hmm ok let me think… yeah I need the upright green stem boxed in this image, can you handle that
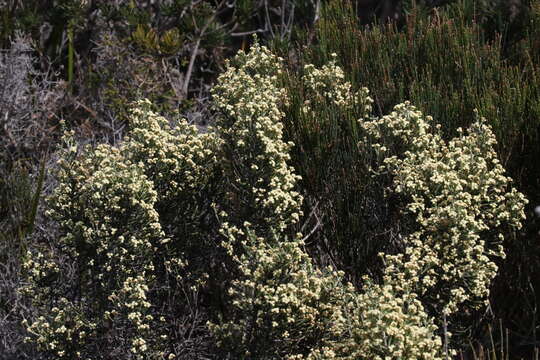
[19,159,46,260]
[67,24,74,93]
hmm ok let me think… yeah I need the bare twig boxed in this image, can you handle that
[182,37,201,97]
[231,29,266,37]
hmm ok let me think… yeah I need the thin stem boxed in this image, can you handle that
[67,24,74,93]
[443,313,449,360]
[182,37,200,98]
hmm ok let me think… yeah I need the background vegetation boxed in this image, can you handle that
[1,0,540,358]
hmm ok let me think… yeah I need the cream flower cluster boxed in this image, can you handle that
[22,143,165,359]
[209,41,352,358]
[123,99,217,203]
[21,297,95,358]
[21,252,94,357]
[307,278,443,360]
[303,274,444,359]
[212,41,303,235]
[22,105,217,358]
[210,44,445,360]
[295,61,443,360]
[302,53,373,117]
[361,102,527,315]
[209,229,349,358]
[109,275,155,355]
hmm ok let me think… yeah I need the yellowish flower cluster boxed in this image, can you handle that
[22,104,217,358]
[302,279,442,360]
[302,53,373,117]
[123,99,217,203]
[334,279,443,360]
[110,275,154,355]
[22,143,165,358]
[296,67,443,359]
[212,40,302,235]
[209,45,445,360]
[21,294,94,357]
[209,41,350,358]
[361,102,527,315]
[209,230,349,358]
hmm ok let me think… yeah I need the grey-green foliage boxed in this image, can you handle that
[0,34,62,169]
[280,48,396,283]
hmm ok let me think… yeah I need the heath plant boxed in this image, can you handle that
[21,103,219,358]
[212,40,303,238]
[209,42,442,360]
[291,55,445,360]
[20,40,529,360]
[21,138,167,359]
[122,99,219,260]
[361,102,527,332]
[209,41,354,359]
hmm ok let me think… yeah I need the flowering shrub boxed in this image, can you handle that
[302,53,372,116]
[306,279,442,360]
[21,105,218,358]
[122,99,218,257]
[209,229,349,359]
[210,43,443,360]
[361,103,527,316]
[22,143,166,359]
[212,41,302,236]
[294,57,444,360]
[124,100,217,205]
[209,41,350,358]
[21,41,527,360]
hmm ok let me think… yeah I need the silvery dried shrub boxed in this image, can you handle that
[0,33,63,168]
[0,33,63,360]
[0,165,44,360]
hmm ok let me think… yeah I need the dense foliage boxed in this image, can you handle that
[1,0,540,359]
[14,41,527,359]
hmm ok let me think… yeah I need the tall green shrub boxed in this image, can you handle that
[280,1,540,350]
[300,0,540,183]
